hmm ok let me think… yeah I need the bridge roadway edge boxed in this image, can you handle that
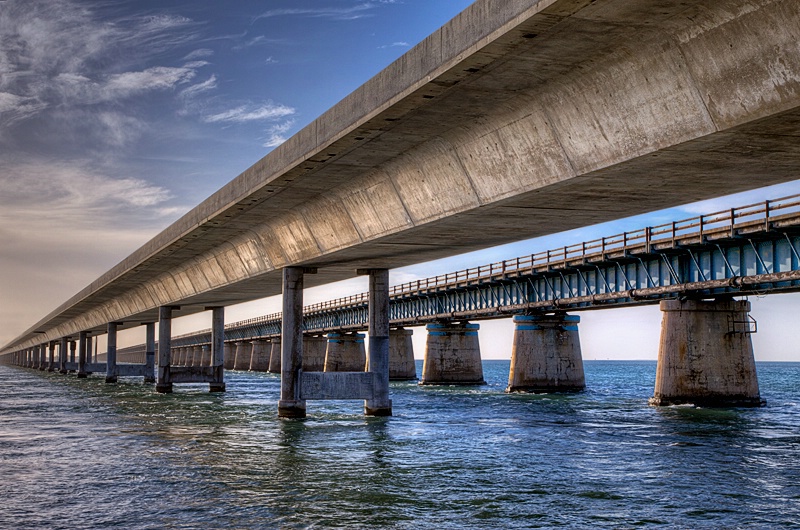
[5,0,800,354]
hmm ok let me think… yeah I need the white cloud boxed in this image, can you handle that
[205,102,295,124]
[379,41,410,49]
[181,75,217,99]
[254,2,396,21]
[263,120,295,148]
[184,48,214,61]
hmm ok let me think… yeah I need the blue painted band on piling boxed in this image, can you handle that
[426,323,480,331]
[516,324,580,331]
[513,314,580,324]
[428,331,479,337]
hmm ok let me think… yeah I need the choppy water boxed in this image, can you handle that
[0,361,798,529]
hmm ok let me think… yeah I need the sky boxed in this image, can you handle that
[1,0,800,363]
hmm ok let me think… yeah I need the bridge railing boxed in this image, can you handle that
[173,194,800,337]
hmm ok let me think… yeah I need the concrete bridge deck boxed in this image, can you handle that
[4,0,800,355]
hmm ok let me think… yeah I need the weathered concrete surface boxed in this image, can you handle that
[300,372,376,401]
[389,328,416,380]
[7,0,800,355]
[650,299,762,407]
[506,314,585,393]
[233,341,250,371]
[223,343,235,370]
[324,333,367,372]
[268,338,281,373]
[420,322,485,385]
[303,335,327,372]
[249,339,271,371]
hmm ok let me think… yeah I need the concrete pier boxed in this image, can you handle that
[324,332,366,372]
[233,341,251,371]
[47,341,55,372]
[210,306,226,392]
[651,299,762,407]
[249,339,271,371]
[59,337,68,374]
[144,322,156,383]
[389,328,416,380]
[278,266,307,418]
[68,339,76,372]
[223,343,235,370]
[268,339,281,373]
[77,331,88,378]
[364,268,392,416]
[37,344,46,371]
[106,322,118,384]
[303,335,327,372]
[506,314,585,393]
[420,321,485,385]
[191,345,203,367]
[156,306,174,393]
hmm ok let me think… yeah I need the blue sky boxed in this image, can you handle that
[1,0,799,362]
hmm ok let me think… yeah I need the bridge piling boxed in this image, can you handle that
[68,339,76,372]
[302,335,326,372]
[200,344,211,367]
[365,268,392,416]
[278,266,307,418]
[233,341,250,371]
[420,322,485,385]
[210,306,226,392]
[324,332,366,372]
[223,343,235,370]
[389,328,416,380]
[47,341,56,372]
[268,339,281,373]
[59,337,67,374]
[38,344,46,371]
[249,339,270,371]
[77,331,88,378]
[156,307,173,393]
[650,299,763,407]
[106,323,118,384]
[144,322,155,383]
[506,314,585,393]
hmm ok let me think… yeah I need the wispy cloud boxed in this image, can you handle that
[263,120,296,148]
[255,1,399,22]
[204,102,295,124]
[378,41,410,49]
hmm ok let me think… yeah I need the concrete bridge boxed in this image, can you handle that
[9,195,800,408]
[4,0,800,415]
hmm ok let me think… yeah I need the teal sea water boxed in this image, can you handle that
[0,360,798,529]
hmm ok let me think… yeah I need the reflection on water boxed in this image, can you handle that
[0,361,798,528]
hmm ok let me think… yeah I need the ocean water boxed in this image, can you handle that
[0,360,798,529]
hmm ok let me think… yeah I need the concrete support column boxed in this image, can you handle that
[233,341,251,371]
[278,267,306,418]
[156,306,174,393]
[506,314,585,393]
[249,339,271,371]
[59,337,68,374]
[268,339,281,373]
[47,342,56,372]
[365,268,392,416]
[389,328,416,380]
[144,322,156,383]
[77,331,88,378]
[420,321,485,385]
[651,299,763,407]
[68,340,76,372]
[85,336,93,373]
[223,343,235,370]
[106,323,118,384]
[210,306,226,392]
[302,335,327,372]
[324,333,366,372]
[38,344,46,371]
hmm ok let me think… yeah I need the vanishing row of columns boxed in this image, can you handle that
[7,290,764,409]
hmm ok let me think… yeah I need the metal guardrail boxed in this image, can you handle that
[171,194,800,342]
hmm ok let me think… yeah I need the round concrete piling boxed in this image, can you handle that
[651,299,763,407]
[324,332,367,372]
[389,328,416,380]
[200,345,211,367]
[303,335,327,372]
[223,343,235,370]
[268,338,281,373]
[420,322,485,385]
[233,341,251,371]
[506,314,585,393]
[249,339,271,371]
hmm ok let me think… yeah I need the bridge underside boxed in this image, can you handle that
[6,0,800,351]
